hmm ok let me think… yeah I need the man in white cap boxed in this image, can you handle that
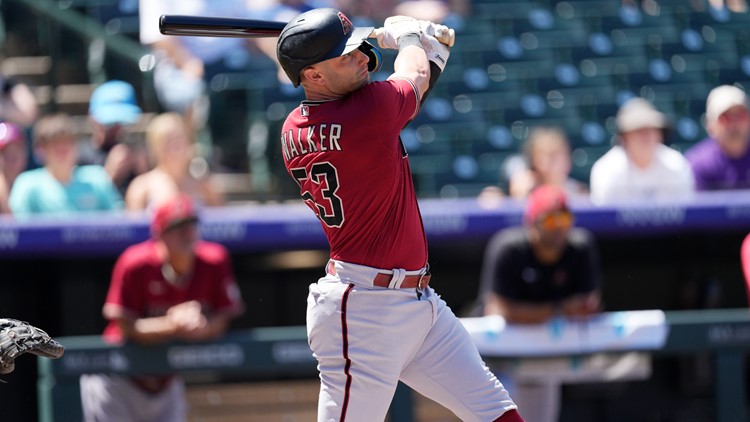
[589,97,695,205]
[685,85,750,190]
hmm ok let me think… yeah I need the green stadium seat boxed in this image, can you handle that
[570,145,612,183]
[400,125,453,157]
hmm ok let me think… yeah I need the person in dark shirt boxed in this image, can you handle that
[479,184,603,422]
[480,184,602,322]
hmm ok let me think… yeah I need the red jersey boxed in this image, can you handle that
[281,78,428,270]
[102,239,244,343]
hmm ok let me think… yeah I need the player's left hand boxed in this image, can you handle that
[373,20,455,50]
[168,301,208,333]
[377,15,421,50]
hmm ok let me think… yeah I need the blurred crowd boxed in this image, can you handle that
[0,0,478,217]
[478,85,750,205]
[0,1,749,218]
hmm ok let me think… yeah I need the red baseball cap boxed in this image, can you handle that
[524,184,569,225]
[150,194,199,237]
[0,122,25,151]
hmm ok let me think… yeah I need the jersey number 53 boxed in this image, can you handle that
[290,162,345,228]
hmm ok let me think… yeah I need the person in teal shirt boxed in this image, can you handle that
[9,112,123,215]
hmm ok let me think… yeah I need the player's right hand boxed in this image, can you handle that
[378,15,422,50]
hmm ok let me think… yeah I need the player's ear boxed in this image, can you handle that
[301,66,326,86]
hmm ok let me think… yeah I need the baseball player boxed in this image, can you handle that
[276,8,523,421]
[79,194,245,422]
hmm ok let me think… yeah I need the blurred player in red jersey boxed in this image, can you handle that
[276,8,523,422]
[79,193,244,422]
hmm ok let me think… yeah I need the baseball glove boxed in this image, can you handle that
[0,318,65,375]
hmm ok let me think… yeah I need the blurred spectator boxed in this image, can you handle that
[685,85,750,191]
[708,0,747,12]
[480,185,602,322]
[79,194,244,422]
[507,126,588,200]
[8,113,123,216]
[139,0,251,115]
[0,122,28,214]
[125,112,224,210]
[80,80,150,195]
[248,0,326,85]
[0,68,39,127]
[590,97,695,205]
[393,0,470,24]
[479,184,603,422]
[139,0,295,182]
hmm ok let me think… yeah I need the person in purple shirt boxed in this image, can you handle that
[685,85,750,190]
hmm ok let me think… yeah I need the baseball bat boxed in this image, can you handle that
[159,15,456,47]
[159,15,286,38]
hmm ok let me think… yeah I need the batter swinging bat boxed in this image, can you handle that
[159,15,456,47]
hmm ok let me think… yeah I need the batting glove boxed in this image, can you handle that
[421,32,451,72]
[418,20,455,48]
[377,15,422,50]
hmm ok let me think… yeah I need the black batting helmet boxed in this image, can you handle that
[277,8,381,87]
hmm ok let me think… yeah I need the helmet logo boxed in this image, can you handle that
[337,11,353,35]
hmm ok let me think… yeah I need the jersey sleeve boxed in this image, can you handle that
[362,78,420,131]
[102,248,142,321]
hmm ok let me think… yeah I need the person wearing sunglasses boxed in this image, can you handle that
[478,184,603,422]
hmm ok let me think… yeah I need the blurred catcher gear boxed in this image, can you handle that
[0,318,64,376]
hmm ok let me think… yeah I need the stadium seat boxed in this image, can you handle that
[570,145,613,183]
[409,154,455,197]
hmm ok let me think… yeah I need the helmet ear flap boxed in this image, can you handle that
[359,41,382,73]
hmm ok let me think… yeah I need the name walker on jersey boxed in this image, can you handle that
[281,124,343,161]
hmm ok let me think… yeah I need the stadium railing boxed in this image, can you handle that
[38,308,750,421]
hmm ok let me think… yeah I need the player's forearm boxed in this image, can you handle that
[122,317,178,345]
[486,295,556,324]
[561,291,602,317]
[200,315,231,340]
[501,302,557,324]
[393,43,430,96]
